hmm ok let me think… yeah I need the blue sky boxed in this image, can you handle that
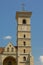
[0,0,43,65]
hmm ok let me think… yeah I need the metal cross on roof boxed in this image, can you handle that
[21,3,25,11]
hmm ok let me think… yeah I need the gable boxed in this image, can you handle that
[3,42,16,54]
[5,42,14,48]
[0,42,17,54]
[4,42,16,52]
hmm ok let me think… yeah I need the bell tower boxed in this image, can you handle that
[16,11,34,65]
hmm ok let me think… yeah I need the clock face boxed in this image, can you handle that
[22,26,27,31]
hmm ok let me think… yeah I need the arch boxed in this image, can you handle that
[23,41,26,46]
[24,34,26,38]
[11,47,14,52]
[24,49,25,53]
[23,56,26,61]
[3,56,17,65]
[23,19,26,24]
[7,47,9,52]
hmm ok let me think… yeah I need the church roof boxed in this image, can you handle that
[0,46,18,54]
[0,48,4,54]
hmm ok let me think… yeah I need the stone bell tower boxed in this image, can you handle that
[16,9,34,65]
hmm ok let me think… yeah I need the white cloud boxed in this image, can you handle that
[39,56,43,63]
[3,36,12,40]
[35,56,43,65]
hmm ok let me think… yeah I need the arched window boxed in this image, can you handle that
[24,41,26,46]
[11,47,13,52]
[24,49,25,53]
[7,47,9,52]
[24,34,26,38]
[23,57,26,61]
[23,19,26,24]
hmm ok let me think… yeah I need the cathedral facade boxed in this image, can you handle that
[0,11,34,65]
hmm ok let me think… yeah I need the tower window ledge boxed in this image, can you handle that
[18,31,31,32]
[20,61,29,63]
[18,46,31,48]
[18,24,31,26]
[18,38,31,40]
[20,53,29,55]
